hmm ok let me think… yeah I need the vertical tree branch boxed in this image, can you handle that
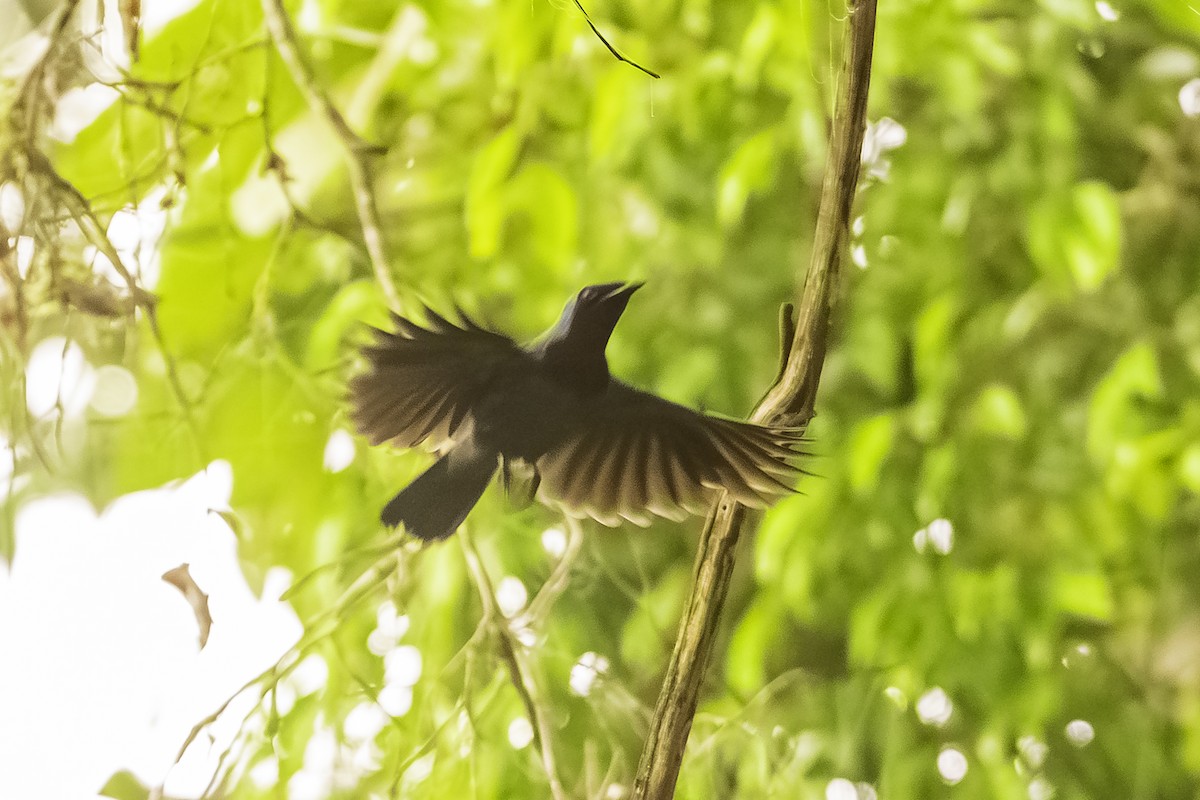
[460,528,568,800]
[632,3,878,797]
[260,0,401,308]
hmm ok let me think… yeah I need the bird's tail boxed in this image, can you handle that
[382,441,498,541]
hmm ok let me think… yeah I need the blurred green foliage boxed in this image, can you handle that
[4,0,1200,797]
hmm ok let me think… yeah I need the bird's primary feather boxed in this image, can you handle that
[533,381,805,525]
[349,307,525,451]
[348,285,808,538]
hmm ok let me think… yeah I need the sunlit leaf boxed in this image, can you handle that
[970,384,1028,439]
[98,770,149,800]
[590,68,642,160]
[466,126,523,260]
[717,129,778,228]
[912,295,958,396]
[1052,571,1114,622]
[1087,342,1163,462]
[736,4,780,86]
[847,413,895,493]
[505,162,579,271]
[1026,181,1122,292]
[726,594,782,695]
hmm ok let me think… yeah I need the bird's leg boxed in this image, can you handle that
[500,459,541,508]
[500,457,514,495]
[526,468,542,505]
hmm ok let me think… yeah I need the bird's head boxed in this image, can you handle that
[537,282,643,392]
[558,282,642,347]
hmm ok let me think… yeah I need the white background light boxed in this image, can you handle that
[25,337,95,418]
[916,687,953,726]
[507,717,534,749]
[937,747,968,784]
[570,651,610,697]
[541,526,567,557]
[384,645,423,687]
[0,466,303,799]
[323,429,356,472]
[90,364,139,417]
[496,576,528,617]
[825,778,858,800]
[1066,719,1095,746]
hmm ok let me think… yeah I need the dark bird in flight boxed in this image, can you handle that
[349,283,805,541]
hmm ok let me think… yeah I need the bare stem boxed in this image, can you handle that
[571,0,660,79]
[5,0,202,460]
[460,528,568,800]
[28,153,202,454]
[260,0,401,308]
[631,3,878,797]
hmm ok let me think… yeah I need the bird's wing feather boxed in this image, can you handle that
[349,307,526,450]
[536,381,806,525]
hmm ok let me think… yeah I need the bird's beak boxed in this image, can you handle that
[606,282,643,301]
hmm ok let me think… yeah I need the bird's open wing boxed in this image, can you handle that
[349,307,525,450]
[535,382,807,526]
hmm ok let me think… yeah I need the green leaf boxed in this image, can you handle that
[1039,0,1099,27]
[1087,342,1162,462]
[466,126,523,259]
[504,163,579,271]
[970,384,1028,439]
[726,594,783,695]
[589,68,641,160]
[1052,571,1114,621]
[736,4,780,86]
[916,443,957,523]
[912,295,958,395]
[621,566,688,670]
[847,315,900,395]
[847,413,896,493]
[306,279,383,370]
[1026,181,1122,292]
[1179,444,1200,494]
[155,131,277,359]
[717,129,778,228]
[52,103,165,199]
[949,567,1018,641]
[99,770,149,800]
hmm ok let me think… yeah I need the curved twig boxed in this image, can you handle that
[460,527,568,800]
[260,0,400,308]
[6,1,203,461]
[632,2,879,797]
[572,0,660,79]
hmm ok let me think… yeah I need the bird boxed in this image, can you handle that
[348,282,806,541]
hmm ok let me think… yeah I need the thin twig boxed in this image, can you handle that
[459,527,568,800]
[632,2,878,797]
[572,0,660,79]
[260,0,400,308]
[6,3,202,460]
[523,516,584,623]
[163,549,400,797]
[11,0,83,146]
[27,153,203,455]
